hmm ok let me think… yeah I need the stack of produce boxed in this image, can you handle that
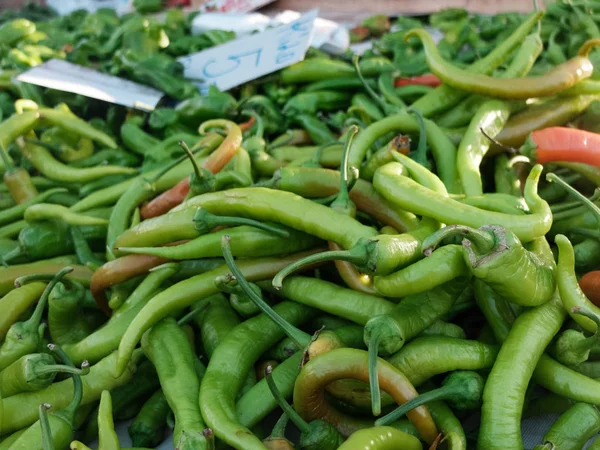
[0,1,600,449]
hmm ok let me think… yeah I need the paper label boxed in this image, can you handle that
[199,0,275,13]
[17,59,163,111]
[178,9,317,92]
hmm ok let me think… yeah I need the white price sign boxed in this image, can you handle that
[17,59,164,111]
[178,9,318,92]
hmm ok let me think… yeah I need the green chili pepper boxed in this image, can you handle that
[0,353,88,398]
[283,91,350,115]
[120,122,160,156]
[410,12,543,117]
[533,403,600,450]
[372,244,468,298]
[24,204,109,225]
[1,349,139,435]
[63,263,178,365]
[175,89,237,127]
[48,279,102,345]
[281,59,355,84]
[0,280,45,340]
[291,114,337,145]
[141,317,207,449]
[347,113,459,193]
[0,188,67,227]
[423,225,556,306]
[199,300,314,450]
[4,211,109,263]
[478,291,567,450]
[373,163,551,243]
[457,100,511,196]
[20,139,136,183]
[0,267,71,371]
[365,278,471,415]
[337,426,422,450]
[9,344,84,450]
[550,306,600,365]
[361,135,411,182]
[556,235,600,333]
[72,134,223,214]
[127,389,169,448]
[408,29,597,99]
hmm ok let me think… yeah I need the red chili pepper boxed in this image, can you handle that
[580,271,600,307]
[521,127,600,166]
[141,120,242,219]
[239,115,256,132]
[394,74,442,88]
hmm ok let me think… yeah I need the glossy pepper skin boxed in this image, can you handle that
[409,29,598,99]
[292,348,438,443]
[532,403,600,450]
[142,317,207,449]
[374,163,551,243]
[478,291,567,450]
[422,225,556,307]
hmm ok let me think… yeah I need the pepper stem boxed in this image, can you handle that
[375,385,454,426]
[547,173,600,223]
[25,267,73,333]
[177,302,210,326]
[147,143,201,184]
[270,413,290,439]
[203,428,215,450]
[221,235,310,349]
[193,208,289,237]
[330,125,358,215]
[421,225,495,256]
[302,141,339,169]
[406,108,428,167]
[39,403,55,450]
[272,245,369,290]
[368,331,383,416]
[31,360,90,379]
[179,140,202,180]
[352,54,388,111]
[265,365,311,434]
[480,127,518,155]
[48,343,83,424]
[551,189,600,214]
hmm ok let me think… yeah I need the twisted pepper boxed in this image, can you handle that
[423,225,556,306]
[140,119,242,219]
[409,30,598,99]
[347,112,460,193]
[293,348,438,443]
[409,12,543,117]
[373,163,551,243]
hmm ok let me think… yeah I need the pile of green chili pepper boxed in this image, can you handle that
[2,1,600,450]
